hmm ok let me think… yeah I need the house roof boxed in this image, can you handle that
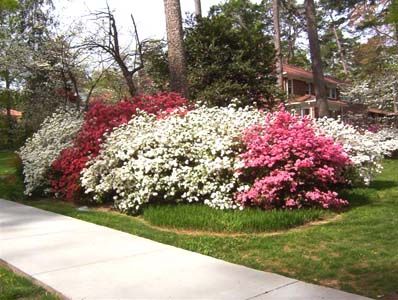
[282,64,344,85]
[288,95,348,107]
[291,94,315,103]
[0,109,22,118]
[367,108,397,116]
[329,99,349,107]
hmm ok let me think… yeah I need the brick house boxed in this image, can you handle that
[282,64,347,118]
[0,109,22,119]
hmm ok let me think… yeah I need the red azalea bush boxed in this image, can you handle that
[51,92,188,200]
[236,108,352,209]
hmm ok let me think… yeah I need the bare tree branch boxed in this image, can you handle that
[77,4,145,97]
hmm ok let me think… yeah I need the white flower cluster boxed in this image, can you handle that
[315,118,398,185]
[81,106,263,213]
[371,127,398,155]
[18,107,84,195]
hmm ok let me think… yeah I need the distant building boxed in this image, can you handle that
[282,64,347,118]
[0,109,22,119]
[282,64,398,122]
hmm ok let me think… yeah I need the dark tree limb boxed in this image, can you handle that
[80,4,144,97]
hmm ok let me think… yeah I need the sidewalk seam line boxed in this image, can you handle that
[245,280,299,300]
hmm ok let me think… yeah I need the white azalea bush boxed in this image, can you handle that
[18,107,84,195]
[372,127,398,155]
[315,118,398,185]
[81,106,263,213]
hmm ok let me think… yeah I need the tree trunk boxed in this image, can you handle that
[393,81,398,114]
[67,70,81,110]
[124,72,136,98]
[304,0,329,117]
[164,0,189,97]
[287,27,296,63]
[273,0,283,89]
[194,0,202,18]
[4,72,13,148]
[119,62,136,97]
[332,24,349,77]
[330,14,349,78]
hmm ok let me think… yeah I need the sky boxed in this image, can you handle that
[54,0,262,41]
[52,0,304,58]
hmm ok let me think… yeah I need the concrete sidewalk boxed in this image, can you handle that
[0,199,371,300]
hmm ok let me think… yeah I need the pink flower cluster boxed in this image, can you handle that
[236,108,351,209]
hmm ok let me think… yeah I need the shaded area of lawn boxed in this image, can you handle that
[0,264,58,300]
[1,151,397,298]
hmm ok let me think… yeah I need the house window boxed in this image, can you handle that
[329,87,337,99]
[286,79,294,95]
[301,108,311,117]
[329,109,340,119]
[306,83,312,95]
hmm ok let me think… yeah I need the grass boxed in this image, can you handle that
[142,204,331,233]
[1,151,398,298]
[0,264,58,300]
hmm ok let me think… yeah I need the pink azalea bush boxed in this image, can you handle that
[236,108,352,209]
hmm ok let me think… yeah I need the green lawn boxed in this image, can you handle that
[0,264,58,300]
[142,204,331,233]
[1,151,398,298]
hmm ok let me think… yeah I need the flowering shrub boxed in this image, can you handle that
[81,106,263,213]
[315,118,397,185]
[18,107,84,195]
[236,109,351,209]
[372,127,398,155]
[51,93,188,200]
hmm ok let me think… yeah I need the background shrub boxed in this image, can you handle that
[184,4,279,108]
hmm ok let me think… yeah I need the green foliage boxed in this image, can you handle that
[320,27,358,79]
[345,47,398,110]
[0,0,63,137]
[143,0,280,108]
[386,0,398,24]
[285,47,311,69]
[0,115,8,148]
[351,37,392,79]
[0,120,24,152]
[0,0,18,12]
[141,39,169,92]
[184,0,279,107]
[0,115,15,150]
[142,204,329,233]
[0,151,24,200]
[276,0,308,65]
[318,0,360,13]
[89,68,130,102]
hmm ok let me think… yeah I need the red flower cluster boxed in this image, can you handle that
[51,93,188,200]
[236,108,352,209]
